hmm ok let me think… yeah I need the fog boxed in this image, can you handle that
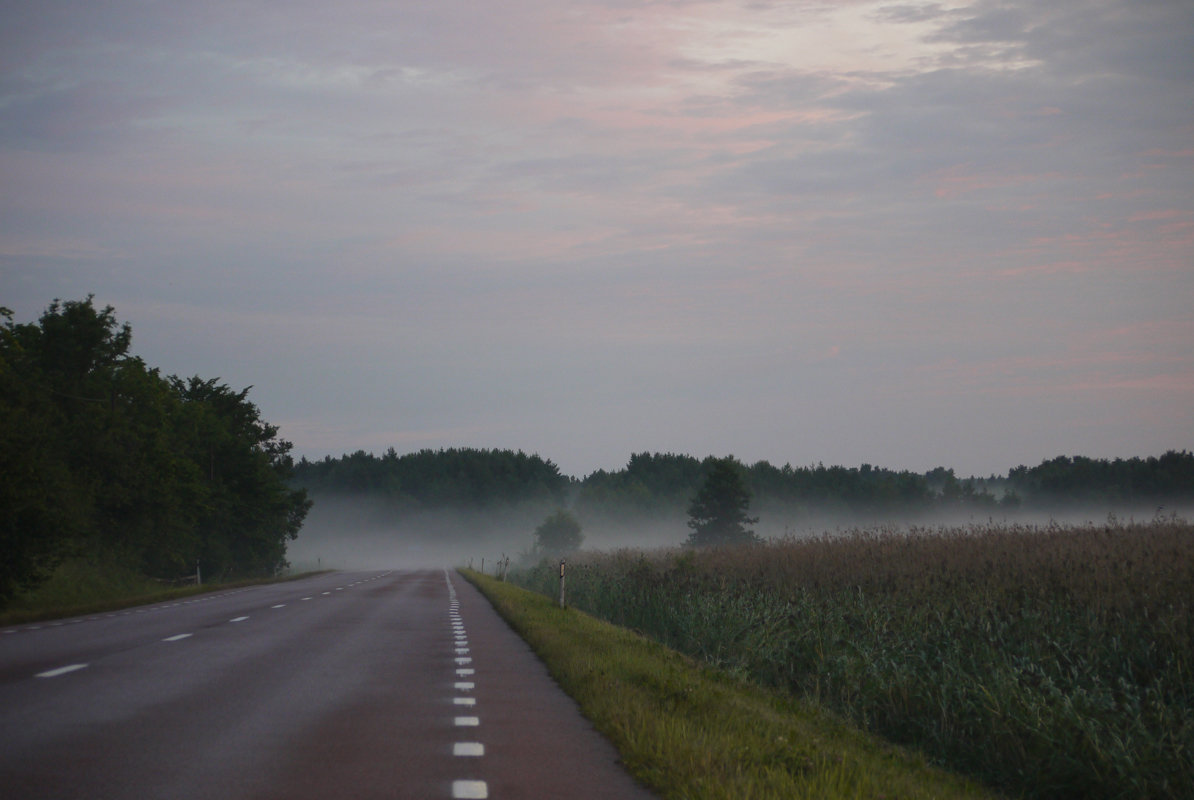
[286,495,1192,574]
[284,496,557,572]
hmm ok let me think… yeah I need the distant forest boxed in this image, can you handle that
[292,448,1194,529]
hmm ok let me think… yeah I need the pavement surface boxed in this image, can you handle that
[0,569,656,799]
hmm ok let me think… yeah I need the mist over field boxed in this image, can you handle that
[287,491,1194,573]
[285,497,551,571]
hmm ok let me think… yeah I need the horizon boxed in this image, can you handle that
[291,443,1191,483]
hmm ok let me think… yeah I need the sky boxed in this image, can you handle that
[2,0,1192,480]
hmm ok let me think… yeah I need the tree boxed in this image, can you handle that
[685,458,758,547]
[0,297,312,604]
[0,306,86,602]
[171,376,311,578]
[533,510,583,558]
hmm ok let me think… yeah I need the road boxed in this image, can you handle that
[0,569,655,799]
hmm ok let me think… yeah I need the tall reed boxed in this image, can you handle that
[512,519,1193,800]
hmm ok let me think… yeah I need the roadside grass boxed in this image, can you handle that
[462,569,999,800]
[0,558,329,626]
[509,519,1194,800]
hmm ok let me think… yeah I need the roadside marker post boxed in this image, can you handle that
[558,557,566,609]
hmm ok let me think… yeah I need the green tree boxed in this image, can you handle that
[533,509,583,558]
[171,376,311,578]
[0,306,88,601]
[0,297,311,603]
[685,458,758,547]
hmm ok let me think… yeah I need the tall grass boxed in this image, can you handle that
[511,519,1193,800]
[466,570,998,800]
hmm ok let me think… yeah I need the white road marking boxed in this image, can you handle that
[452,779,488,799]
[455,657,472,665]
[453,742,484,757]
[457,668,475,676]
[271,604,286,608]
[455,682,474,690]
[302,597,312,601]
[453,697,476,706]
[162,633,192,642]
[455,648,470,655]
[36,663,88,678]
[454,716,480,726]
[229,616,249,622]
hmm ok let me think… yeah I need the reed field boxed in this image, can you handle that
[511,518,1193,800]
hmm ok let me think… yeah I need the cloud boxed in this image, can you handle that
[1,0,1191,478]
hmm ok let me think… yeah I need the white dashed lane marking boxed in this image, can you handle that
[452,779,488,799]
[162,633,192,642]
[229,616,249,623]
[445,570,487,800]
[35,663,88,678]
[453,742,484,757]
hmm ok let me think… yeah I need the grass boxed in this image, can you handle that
[509,519,1193,800]
[462,568,999,800]
[0,557,328,626]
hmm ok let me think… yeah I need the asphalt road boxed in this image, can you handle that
[0,569,655,799]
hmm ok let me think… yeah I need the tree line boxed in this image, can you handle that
[1,298,311,605]
[295,448,1194,527]
[292,447,570,509]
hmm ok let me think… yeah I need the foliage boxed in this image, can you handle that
[291,446,568,509]
[685,457,759,547]
[464,569,997,800]
[532,509,583,558]
[510,520,1194,800]
[0,297,310,604]
[289,446,1192,550]
[1007,452,1194,507]
[576,452,1194,535]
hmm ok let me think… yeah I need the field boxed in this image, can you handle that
[511,518,1193,800]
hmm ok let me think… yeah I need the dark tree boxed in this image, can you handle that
[685,458,759,547]
[533,509,583,558]
[0,297,311,604]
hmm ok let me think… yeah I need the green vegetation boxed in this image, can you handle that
[0,297,310,606]
[296,448,1194,553]
[511,519,1194,800]
[531,509,584,559]
[291,446,569,509]
[685,457,758,547]
[0,557,326,626]
[463,569,998,800]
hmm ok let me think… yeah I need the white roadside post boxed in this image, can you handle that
[558,557,566,609]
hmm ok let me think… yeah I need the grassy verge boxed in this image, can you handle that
[0,558,329,626]
[461,569,999,800]
[509,521,1193,799]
